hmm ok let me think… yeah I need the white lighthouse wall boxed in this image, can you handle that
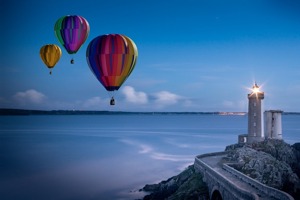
[264,111,282,139]
[265,112,272,138]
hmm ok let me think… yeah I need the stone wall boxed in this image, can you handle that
[195,152,259,200]
[223,163,294,200]
[194,151,294,200]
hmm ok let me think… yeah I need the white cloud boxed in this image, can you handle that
[83,97,106,109]
[13,89,46,105]
[153,91,182,106]
[122,86,148,104]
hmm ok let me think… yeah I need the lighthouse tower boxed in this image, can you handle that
[264,110,283,140]
[247,83,265,144]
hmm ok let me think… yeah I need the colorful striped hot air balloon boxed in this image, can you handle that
[40,44,62,75]
[54,15,89,64]
[86,34,138,105]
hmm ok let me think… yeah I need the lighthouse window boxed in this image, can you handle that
[254,122,256,126]
[253,102,256,106]
[253,113,256,116]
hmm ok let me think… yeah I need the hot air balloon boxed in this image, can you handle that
[86,34,138,105]
[54,15,89,64]
[40,44,62,75]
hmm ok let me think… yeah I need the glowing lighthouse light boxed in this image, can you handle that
[252,83,260,93]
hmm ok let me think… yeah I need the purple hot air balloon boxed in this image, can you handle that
[54,15,90,64]
[86,34,138,105]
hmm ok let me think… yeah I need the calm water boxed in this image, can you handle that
[0,114,299,200]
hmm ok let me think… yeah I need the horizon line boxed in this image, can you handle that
[1,108,300,115]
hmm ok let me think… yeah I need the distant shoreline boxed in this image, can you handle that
[1,108,299,116]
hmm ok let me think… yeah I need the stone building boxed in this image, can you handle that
[264,110,283,140]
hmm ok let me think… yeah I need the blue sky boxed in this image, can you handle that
[1,0,300,112]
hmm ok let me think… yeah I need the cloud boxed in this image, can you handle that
[153,91,182,107]
[120,87,190,110]
[83,97,106,109]
[13,89,46,105]
[122,86,148,104]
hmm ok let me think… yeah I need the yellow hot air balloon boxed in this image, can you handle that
[40,44,62,74]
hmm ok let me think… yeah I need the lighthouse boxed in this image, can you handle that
[237,83,284,144]
[247,83,265,144]
[264,110,283,140]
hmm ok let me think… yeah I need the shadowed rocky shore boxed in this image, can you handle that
[140,140,300,200]
[141,165,210,200]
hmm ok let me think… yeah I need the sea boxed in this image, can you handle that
[0,114,299,200]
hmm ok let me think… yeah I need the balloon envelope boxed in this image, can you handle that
[54,15,90,54]
[86,34,138,91]
[40,44,62,69]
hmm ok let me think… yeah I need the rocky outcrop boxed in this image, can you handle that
[141,140,300,200]
[141,165,209,200]
[225,140,300,199]
[292,143,300,178]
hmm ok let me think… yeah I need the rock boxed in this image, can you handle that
[292,143,300,179]
[251,139,297,167]
[141,165,209,200]
[225,143,245,151]
[143,184,160,192]
[226,139,300,199]
[142,140,300,200]
[293,143,300,151]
